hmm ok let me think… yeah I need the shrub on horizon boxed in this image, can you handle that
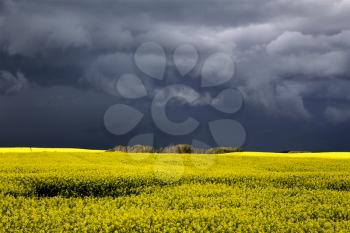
[127,145,154,153]
[160,144,192,154]
[206,147,242,154]
[110,144,243,154]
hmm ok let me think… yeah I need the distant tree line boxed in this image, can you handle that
[108,144,242,154]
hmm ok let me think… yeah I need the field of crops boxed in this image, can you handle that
[0,149,350,232]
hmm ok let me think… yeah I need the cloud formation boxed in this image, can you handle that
[2,1,349,117]
[1,0,350,150]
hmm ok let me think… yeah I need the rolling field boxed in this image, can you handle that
[0,149,350,232]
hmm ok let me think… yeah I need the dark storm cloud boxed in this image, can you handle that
[1,0,350,150]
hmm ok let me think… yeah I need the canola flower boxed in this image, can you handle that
[0,149,349,232]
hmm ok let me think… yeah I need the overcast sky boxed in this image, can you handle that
[1,0,350,151]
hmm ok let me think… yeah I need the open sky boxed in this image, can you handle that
[1,0,350,151]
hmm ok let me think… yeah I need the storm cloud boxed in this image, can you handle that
[1,0,350,151]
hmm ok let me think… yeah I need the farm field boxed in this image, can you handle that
[0,149,350,232]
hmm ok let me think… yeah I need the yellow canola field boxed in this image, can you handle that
[0,149,349,232]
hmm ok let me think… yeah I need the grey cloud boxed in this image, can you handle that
[152,85,204,106]
[0,70,30,95]
[1,0,350,150]
[0,2,90,56]
[325,106,350,124]
[326,79,350,101]
[0,0,135,56]
[242,82,310,119]
[266,31,350,77]
[274,51,348,77]
[235,28,350,118]
[82,52,134,96]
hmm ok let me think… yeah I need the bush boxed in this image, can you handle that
[127,145,154,153]
[160,144,192,154]
[206,147,242,154]
[113,145,127,152]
